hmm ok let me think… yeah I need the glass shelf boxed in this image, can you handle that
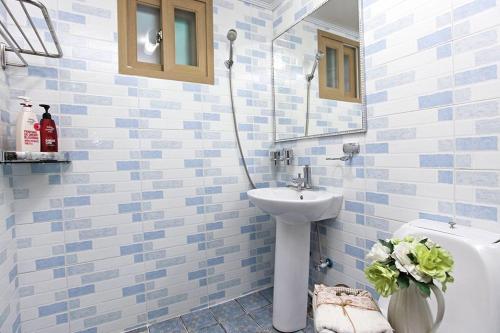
[0,151,70,164]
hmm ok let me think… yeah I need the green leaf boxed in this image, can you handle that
[407,253,418,264]
[419,238,428,244]
[397,274,410,289]
[379,239,394,252]
[415,281,431,298]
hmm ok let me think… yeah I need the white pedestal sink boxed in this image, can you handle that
[247,187,343,332]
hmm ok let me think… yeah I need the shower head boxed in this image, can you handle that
[315,51,325,61]
[306,51,325,82]
[227,29,238,42]
[225,29,238,69]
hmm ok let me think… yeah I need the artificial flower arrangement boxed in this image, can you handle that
[364,236,454,298]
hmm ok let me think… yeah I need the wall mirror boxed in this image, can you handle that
[273,0,367,142]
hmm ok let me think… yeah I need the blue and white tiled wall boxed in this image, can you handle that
[0,49,21,333]
[274,0,500,295]
[2,0,275,332]
[1,0,500,332]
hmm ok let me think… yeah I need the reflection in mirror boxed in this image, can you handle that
[273,0,366,142]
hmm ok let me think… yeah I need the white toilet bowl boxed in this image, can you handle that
[378,219,500,333]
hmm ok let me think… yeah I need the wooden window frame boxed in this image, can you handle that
[118,0,214,85]
[318,29,360,103]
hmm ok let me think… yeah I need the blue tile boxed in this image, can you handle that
[454,0,496,20]
[65,241,92,252]
[420,154,454,167]
[456,136,497,151]
[220,314,261,333]
[345,244,365,259]
[345,201,365,213]
[438,171,454,184]
[236,292,269,312]
[194,325,225,333]
[36,256,65,270]
[181,309,217,331]
[249,305,272,329]
[38,301,67,317]
[456,202,497,221]
[122,284,145,297]
[210,300,244,322]
[150,318,187,333]
[366,143,388,154]
[68,285,95,298]
[366,192,389,205]
[417,28,452,50]
[419,91,453,109]
[455,65,497,86]
[365,40,387,55]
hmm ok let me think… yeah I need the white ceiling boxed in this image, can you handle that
[244,0,282,10]
[243,0,359,32]
[309,0,359,32]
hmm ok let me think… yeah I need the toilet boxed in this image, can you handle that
[378,219,500,333]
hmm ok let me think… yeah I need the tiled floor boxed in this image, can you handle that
[143,287,315,333]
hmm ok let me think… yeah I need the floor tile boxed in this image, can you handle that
[259,287,273,303]
[149,318,187,333]
[236,292,270,312]
[125,327,149,333]
[220,314,263,333]
[181,309,217,332]
[210,300,245,322]
[250,305,273,329]
[193,324,225,333]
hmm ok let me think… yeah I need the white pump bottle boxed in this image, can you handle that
[16,96,40,152]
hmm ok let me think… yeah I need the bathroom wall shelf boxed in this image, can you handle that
[0,151,70,164]
[0,0,63,70]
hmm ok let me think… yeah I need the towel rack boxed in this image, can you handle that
[0,0,63,70]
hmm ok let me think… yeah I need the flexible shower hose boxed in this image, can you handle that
[228,67,257,189]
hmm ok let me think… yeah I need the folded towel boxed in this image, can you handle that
[313,284,393,333]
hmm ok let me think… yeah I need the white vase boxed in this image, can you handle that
[387,283,445,333]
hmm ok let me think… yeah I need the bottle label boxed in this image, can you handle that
[24,130,39,145]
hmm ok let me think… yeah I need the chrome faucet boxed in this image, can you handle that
[303,165,312,189]
[288,166,313,191]
[289,173,305,191]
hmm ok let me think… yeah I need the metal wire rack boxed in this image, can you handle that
[0,0,63,70]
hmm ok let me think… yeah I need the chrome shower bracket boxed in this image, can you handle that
[270,148,294,166]
[326,143,360,162]
[282,148,294,165]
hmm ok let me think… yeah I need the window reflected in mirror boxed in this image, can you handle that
[272,0,365,142]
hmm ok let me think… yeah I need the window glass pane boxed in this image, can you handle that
[344,46,357,97]
[344,54,351,93]
[175,9,197,66]
[136,4,161,64]
[326,47,338,88]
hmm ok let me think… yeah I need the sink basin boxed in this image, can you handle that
[247,187,342,224]
[247,187,343,332]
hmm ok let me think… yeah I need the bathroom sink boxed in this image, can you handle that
[247,187,343,332]
[247,187,342,224]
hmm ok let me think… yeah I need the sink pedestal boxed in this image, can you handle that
[272,217,311,332]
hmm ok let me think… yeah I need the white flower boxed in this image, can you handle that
[366,243,391,262]
[425,239,437,248]
[392,241,431,283]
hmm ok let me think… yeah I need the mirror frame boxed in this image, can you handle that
[272,0,367,143]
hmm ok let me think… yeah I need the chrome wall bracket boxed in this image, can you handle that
[0,0,63,70]
[326,143,360,162]
[270,148,294,166]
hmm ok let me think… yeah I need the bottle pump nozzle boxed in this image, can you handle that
[40,104,51,119]
[18,96,32,107]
